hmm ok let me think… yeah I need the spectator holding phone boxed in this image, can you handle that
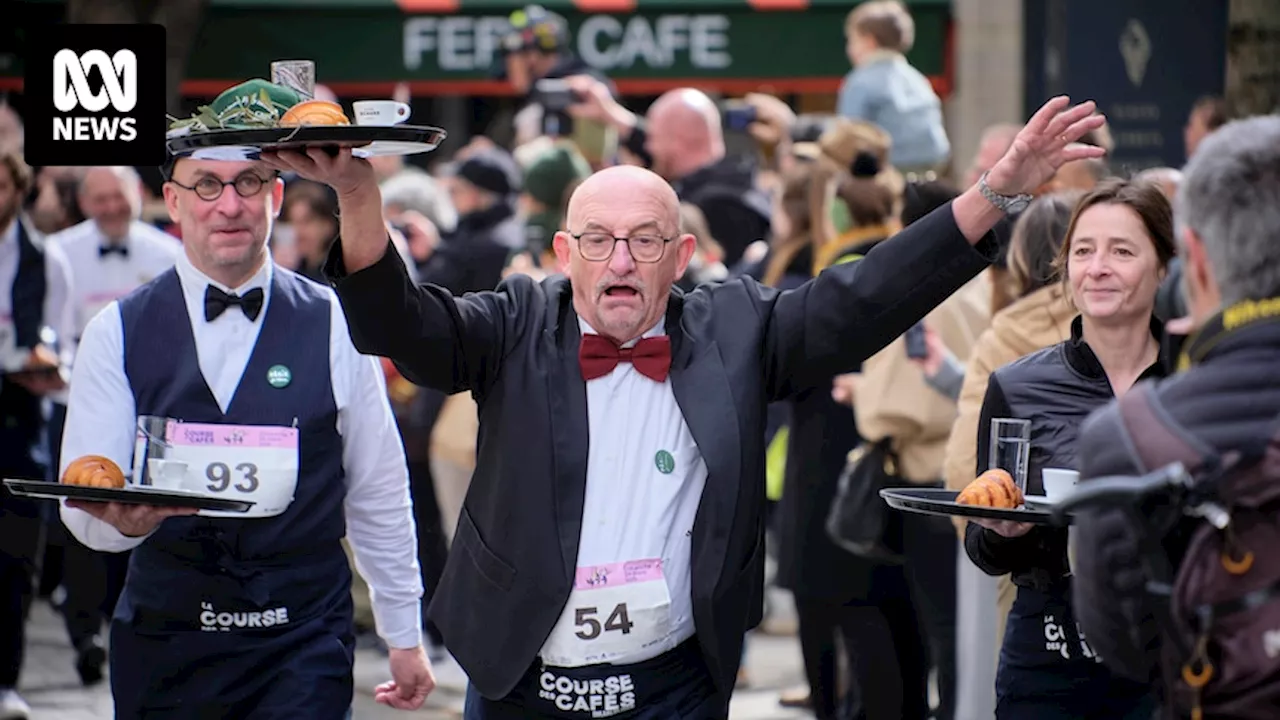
[495,5,617,160]
[565,79,774,266]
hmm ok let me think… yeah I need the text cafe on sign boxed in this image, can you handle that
[403,14,732,73]
[22,24,166,167]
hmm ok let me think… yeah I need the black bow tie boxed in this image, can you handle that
[99,244,128,258]
[204,285,264,322]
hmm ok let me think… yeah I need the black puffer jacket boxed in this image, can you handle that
[965,315,1166,591]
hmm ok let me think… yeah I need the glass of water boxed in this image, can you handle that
[989,418,1031,493]
[132,415,172,487]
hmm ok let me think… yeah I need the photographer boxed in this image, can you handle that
[496,5,616,160]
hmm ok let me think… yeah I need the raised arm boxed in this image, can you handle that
[261,148,522,394]
[762,201,996,399]
[760,96,1104,398]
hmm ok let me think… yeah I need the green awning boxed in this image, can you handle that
[4,0,953,97]
[199,0,950,8]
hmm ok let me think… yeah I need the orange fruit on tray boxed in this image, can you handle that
[62,454,127,489]
[280,100,350,127]
[956,468,1024,509]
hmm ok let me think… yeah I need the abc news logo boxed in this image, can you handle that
[24,24,166,167]
[53,49,139,142]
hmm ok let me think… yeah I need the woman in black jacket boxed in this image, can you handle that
[964,178,1177,719]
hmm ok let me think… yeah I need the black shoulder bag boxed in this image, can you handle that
[825,437,907,564]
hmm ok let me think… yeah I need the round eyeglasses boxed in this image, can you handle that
[571,232,674,264]
[170,172,276,202]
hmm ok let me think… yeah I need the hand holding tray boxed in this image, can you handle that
[166,78,447,160]
[880,487,1073,526]
[4,478,255,513]
[166,124,448,160]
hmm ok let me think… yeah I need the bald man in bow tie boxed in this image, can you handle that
[269,95,1107,720]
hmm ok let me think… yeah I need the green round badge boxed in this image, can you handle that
[266,364,292,389]
[654,450,675,475]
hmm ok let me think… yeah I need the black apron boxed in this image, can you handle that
[110,541,355,718]
[463,638,722,720]
[995,581,1156,719]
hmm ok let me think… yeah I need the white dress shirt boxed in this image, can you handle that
[58,251,425,649]
[0,216,76,404]
[50,218,182,340]
[538,317,708,665]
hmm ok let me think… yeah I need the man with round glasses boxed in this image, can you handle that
[167,168,277,201]
[275,96,1105,719]
[56,148,436,718]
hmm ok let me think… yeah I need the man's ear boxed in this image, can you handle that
[1183,225,1213,292]
[552,231,572,274]
[674,233,697,279]
[161,182,181,224]
[270,176,285,219]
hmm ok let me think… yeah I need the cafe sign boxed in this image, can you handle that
[405,14,735,74]
[2,0,951,96]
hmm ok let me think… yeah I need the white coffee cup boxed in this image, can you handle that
[1041,468,1080,501]
[353,100,411,126]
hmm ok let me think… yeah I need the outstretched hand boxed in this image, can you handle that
[259,146,376,198]
[985,96,1107,197]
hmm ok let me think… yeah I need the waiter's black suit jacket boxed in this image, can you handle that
[323,201,997,711]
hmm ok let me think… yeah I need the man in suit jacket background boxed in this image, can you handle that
[263,96,1105,719]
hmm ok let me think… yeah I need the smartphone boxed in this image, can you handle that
[722,104,758,132]
[534,78,581,113]
[905,323,928,359]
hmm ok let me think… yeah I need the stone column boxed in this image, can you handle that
[1226,0,1280,117]
[947,0,1025,183]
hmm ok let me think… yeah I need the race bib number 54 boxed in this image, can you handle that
[153,420,299,518]
[540,559,673,667]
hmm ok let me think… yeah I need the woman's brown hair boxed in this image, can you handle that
[837,172,896,227]
[762,164,818,287]
[1007,190,1082,297]
[1052,177,1177,296]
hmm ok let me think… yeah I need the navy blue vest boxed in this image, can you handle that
[0,219,49,479]
[115,267,351,630]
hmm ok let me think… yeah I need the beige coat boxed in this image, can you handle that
[855,272,992,481]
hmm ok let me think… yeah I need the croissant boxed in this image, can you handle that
[280,100,350,127]
[956,468,1023,509]
[62,455,126,489]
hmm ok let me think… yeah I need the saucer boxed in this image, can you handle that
[1022,494,1062,509]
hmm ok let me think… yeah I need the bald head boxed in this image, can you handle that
[965,122,1022,186]
[80,165,143,240]
[644,89,725,181]
[567,165,680,232]
[1135,167,1182,202]
[555,165,694,344]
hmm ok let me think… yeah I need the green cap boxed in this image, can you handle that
[523,143,590,208]
[169,79,303,134]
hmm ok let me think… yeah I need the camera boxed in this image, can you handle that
[721,101,758,133]
[533,78,582,113]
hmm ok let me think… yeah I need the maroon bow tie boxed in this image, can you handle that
[579,334,672,382]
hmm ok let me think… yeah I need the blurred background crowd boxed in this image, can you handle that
[1,0,1278,719]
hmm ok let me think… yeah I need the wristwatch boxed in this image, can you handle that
[978,171,1033,214]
